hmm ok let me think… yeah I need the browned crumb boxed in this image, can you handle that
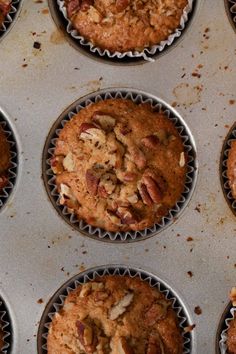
[187,271,193,278]
[187,237,193,242]
[37,298,44,304]
[229,100,235,105]
[194,306,202,315]
[184,324,196,333]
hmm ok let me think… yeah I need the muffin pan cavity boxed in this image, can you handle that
[37,265,195,354]
[42,88,198,242]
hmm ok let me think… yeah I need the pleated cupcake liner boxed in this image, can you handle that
[219,305,236,353]
[37,264,193,353]
[0,298,12,354]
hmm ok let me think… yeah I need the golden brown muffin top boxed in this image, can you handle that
[227,140,236,199]
[226,288,236,354]
[47,275,183,354]
[52,99,187,232]
[65,0,188,52]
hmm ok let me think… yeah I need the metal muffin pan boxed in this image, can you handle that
[42,88,198,243]
[0,0,236,352]
[48,0,198,65]
[37,265,194,353]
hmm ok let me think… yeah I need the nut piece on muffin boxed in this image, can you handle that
[0,0,11,27]
[0,126,10,191]
[51,99,187,232]
[227,140,236,199]
[64,0,188,53]
[227,287,236,354]
[47,275,183,354]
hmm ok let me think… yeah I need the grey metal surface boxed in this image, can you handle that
[0,0,236,352]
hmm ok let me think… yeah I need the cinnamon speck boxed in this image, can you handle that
[187,271,193,277]
[22,64,28,68]
[194,306,202,315]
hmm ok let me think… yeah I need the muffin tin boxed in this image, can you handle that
[0,0,236,352]
[38,265,194,353]
[43,88,197,242]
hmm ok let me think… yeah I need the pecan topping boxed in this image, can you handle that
[109,292,134,320]
[138,170,167,205]
[123,172,137,182]
[0,174,8,190]
[92,111,116,132]
[86,169,100,196]
[141,135,160,149]
[117,206,139,225]
[67,0,81,17]
[76,320,97,353]
[116,0,130,12]
[117,337,134,354]
[79,123,98,134]
[128,147,146,170]
[144,300,170,326]
[80,0,94,11]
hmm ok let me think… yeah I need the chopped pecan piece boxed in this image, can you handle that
[0,174,8,190]
[117,337,134,354]
[120,124,132,135]
[98,173,117,197]
[116,0,130,12]
[117,206,139,225]
[86,169,100,196]
[59,183,78,209]
[123,172,138,182]
[63,152,75,172]
[141,135,160,149]
[179,152,185,167]
[109,292,134,320]
[67,0,80,17]
[80,0,94,11]
[51,156,64,174]
[76,320,97,352]
[128,147,146,170]
[79,123,106,146]
[92,111,116,132]
[144,300,170,326]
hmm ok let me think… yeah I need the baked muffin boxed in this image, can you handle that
[0,0,11,27]
[227,140,236,199]
[0,126,10,191]
[227,287,236,354]
[51,98,187,232]
[47,275,183,353]
[64,0,188,53]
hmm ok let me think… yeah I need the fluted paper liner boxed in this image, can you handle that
[43,88,197,242]
[219,305,236,353]
[0,0,21,40]
[220,123,236,216]
[38,265,193,353]
[56,0,194,62]
[226,0,236,29]
[0,115,18,211]
[0,298,12,354]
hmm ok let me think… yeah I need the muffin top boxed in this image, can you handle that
[52,98,187,232]
[0,0,11,27]
[227,140,236,199]
[227,287,236,354]
[0,126,10,191]
[47,275,183,354]
[65,0,188,53]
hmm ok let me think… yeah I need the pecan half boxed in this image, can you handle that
[92,111,116,132]
[138,170,167,205]
[141,135,160,149]
[138,183,153,206]
[142,176,163,204]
